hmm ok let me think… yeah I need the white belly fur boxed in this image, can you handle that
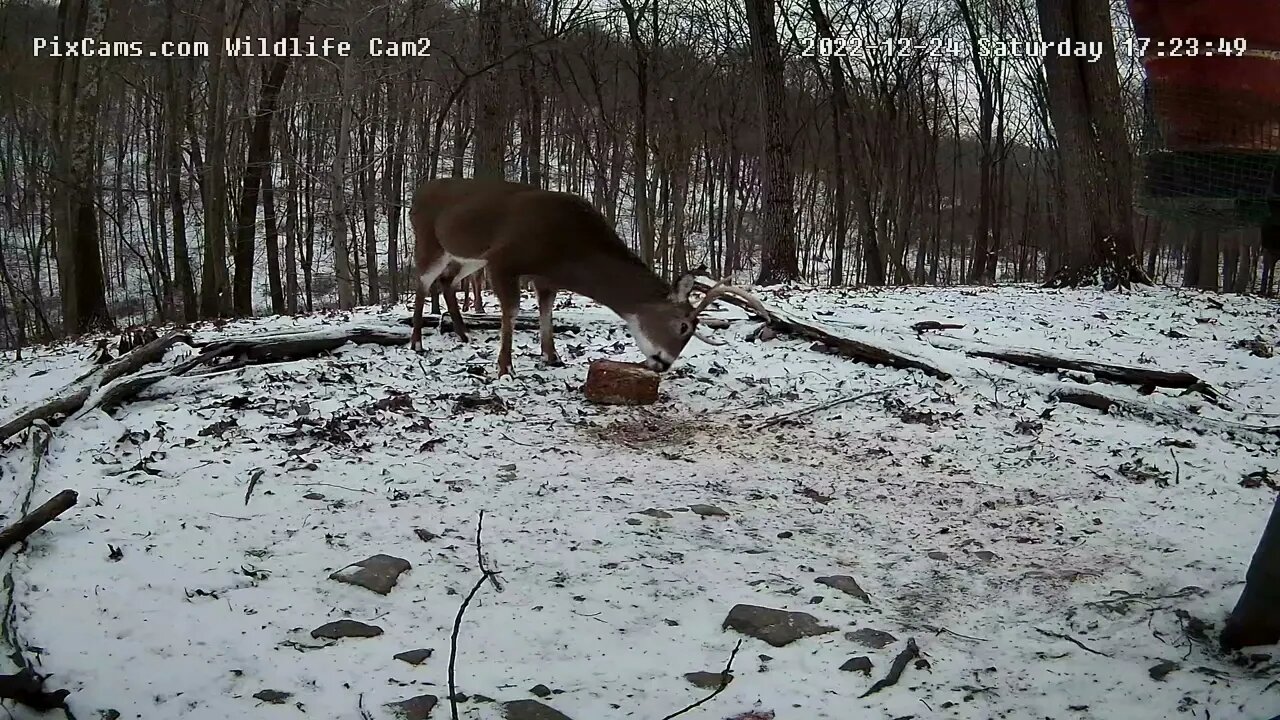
[419,253,488,292]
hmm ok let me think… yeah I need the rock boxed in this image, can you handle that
[689,504,729,518]
[253,690,292,704]
[684,671,732,689]
[582,360,659,405]
[974,550,997,561]
[840,656,874,675]
[927,551,949,560]
[777,531,793,539]
[529,684,552,697]
[311,619,384,639]
[330,554,412,595]
[722,604,837,647]
[1148,660,1179,681]
[394,648,434,665]
[845,628,897,649]
[414,528,439,542]
[815,575,869,602]
[502,699,575,720]
[638,508,673,518]
[625,518,642,525]
[388,694,438,720]
[303,492,325,500]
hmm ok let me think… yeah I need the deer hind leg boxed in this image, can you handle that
[411,283,425,352]
[436,264,470,343]
[490,271,520,377]
[535,284,562,366]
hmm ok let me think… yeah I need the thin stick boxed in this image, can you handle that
[859,638,920,698]
[1033,627,1111,657]
[289,482,373,494]
[448,511,500,720]
[658,639,743,720]
[759,384,902,428]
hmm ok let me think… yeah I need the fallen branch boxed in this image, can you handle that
[0,331,191,442]
[759,384,906,428]
[659,639,743,720]
[1033,627,1111,657]
[0,489,78,556]
[966,346,1221,400]
[0,668,70,712]
[1052,386,1280,438]
[449,510,501,720]
[398,313,579,333]
[690,278,951,380]
[859,638,920,698]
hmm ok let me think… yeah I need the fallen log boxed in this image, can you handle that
[0,489,77,556]
[968,347,1221,400]
[690,278,952,380]
[1051,385,1280,438]
[0,331,192,443]
[397,313,579,333]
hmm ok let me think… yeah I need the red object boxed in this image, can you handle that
[1128,0,1280,151]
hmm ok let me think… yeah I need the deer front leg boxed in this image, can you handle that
[411,284,425,352]
[491,273,520,377]
[536,285,562,366]
[439,273,470,343]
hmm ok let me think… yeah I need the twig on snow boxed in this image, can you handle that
[1033,627,1111,657]
[357,692,373,720]
[658,639,743,720]
[859,638,920,698]
[1169,447,1180,485]
[758,384,904,429]
[243,468,264,506]
[289,482,373,494]
[448,510,502,720]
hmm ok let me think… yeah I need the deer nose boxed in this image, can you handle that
[645,355,672,372]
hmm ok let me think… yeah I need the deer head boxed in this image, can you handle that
[624,274,769,372]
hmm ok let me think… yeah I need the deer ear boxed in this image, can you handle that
[672,273,697,302]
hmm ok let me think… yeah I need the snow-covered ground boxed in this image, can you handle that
[0,284,1277,720]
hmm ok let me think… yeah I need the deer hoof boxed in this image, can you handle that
[542,354,564,367]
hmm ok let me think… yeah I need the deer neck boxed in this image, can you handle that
[553,250,672,317]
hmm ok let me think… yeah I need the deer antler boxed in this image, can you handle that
[693,281,770,318]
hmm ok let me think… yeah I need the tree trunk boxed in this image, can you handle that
[330,51,357,309]
[199,0,232,317]
[474,0,505,179]
[746,0,797,285]
[1221,496,1280,650]
[620,0,654,265]
[1036,0,1150,289]
[263,163,284,314]
[230,0,301,317]
[52,0,113,335]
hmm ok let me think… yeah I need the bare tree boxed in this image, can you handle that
[746,0,797,285]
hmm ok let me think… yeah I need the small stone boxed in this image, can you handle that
[626,518,642,526]
[330,554,412,595]
[840,656,874,675]
[777,531,793,539]
[639,508,673,518]
[1149,660,1179,681]
[927,551,949,560]
[974,550,997,561]
[684,671,732,689]
[97,711,121,720]
[529,684,553,697]
[311,619,383,639]
[722,604,837,647]
[253,690,292,704]
[846,628,897,649]
[501,699,575,720]
[387,694,439,720]
[414,528,439,542]
[815,575,870,602]
[582,360,659,405]
[809,596,823,604]
[394,648,434,665]
[689,504,729,518]
[303,492,325,500]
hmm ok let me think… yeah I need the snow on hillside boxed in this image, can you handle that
[0,284,1277,720]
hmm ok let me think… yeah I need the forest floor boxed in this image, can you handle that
[0,284,1278,720]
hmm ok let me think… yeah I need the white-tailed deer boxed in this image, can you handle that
[409,178,766,376]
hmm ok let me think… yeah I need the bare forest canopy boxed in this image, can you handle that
[0,0,1276,345]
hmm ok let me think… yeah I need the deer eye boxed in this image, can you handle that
[679,322,692,335]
